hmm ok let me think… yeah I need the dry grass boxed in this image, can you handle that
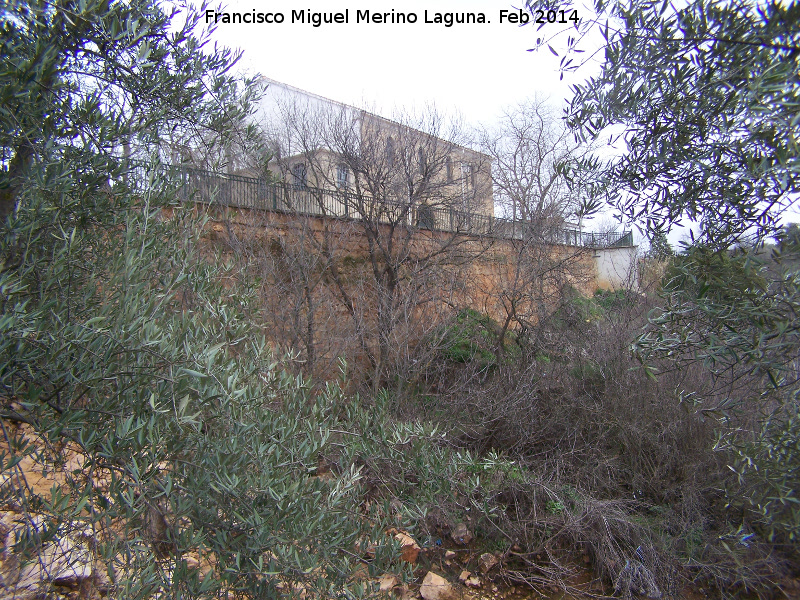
[403,289,796,598]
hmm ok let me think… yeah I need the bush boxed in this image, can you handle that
[636,245,800,546]
[438,308,513,365]
[0,3,406,595]
[413,282,794,596]
[0,182,405,597]
[728,399,800,543]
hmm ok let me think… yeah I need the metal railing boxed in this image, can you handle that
[132,164,633,249]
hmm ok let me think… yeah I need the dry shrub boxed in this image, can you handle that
[432,291,719,501]
[415,290,792,597]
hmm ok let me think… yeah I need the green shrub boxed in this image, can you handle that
[0,191,406,597]
[438,308,518,365]
[727,399,800,543]
[569,359,604,382]
[438,308,495,363]
[637,245,800,545]
[593,288,639,312]
[0,2,406,596]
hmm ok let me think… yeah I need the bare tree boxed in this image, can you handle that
[239,86,494,390]
[477,98,597,356]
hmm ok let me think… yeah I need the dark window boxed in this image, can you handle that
[418,148,426,174]
[446,157,453,183]
[417,203,435,229]
[461,162,471,187]
[292,162,307,189]
[336,164,349,189]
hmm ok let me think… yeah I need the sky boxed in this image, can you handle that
[202,0,585,126]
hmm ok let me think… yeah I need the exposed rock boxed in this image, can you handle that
[0,512,106,599]
[465,576,482,588]
[420,571,457,600]
[184,554,201,570]
[478,552,499,574]
[94,568,112,591]
[393,584,417,600]
[450,523,472,545]
[392,530,420,564]
[77,576,104,600]
[445,550,456,559]
[379,573,400,592]
[295,582,309,600]
[0,512,22,589]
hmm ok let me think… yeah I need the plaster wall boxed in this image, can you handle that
[594,246,639,291]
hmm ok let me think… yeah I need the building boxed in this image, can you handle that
[251,78,494,229]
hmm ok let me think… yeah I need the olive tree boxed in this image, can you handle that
[525,0,800,541]
[0,2,402,597]
[526,0,799,245]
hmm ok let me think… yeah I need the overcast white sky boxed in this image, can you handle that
[204,0,584,126]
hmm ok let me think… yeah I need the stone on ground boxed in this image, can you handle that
[478,552,499,573]
[420,571,458,600]
[450,523,473,545]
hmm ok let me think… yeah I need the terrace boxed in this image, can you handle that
[155,165,633,248]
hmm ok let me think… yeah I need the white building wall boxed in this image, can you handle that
[595,246,639,291]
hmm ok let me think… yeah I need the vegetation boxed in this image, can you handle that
[527,0,799,246]
[0,1,398,598]
[525,0,800,583]
[1,0,799,598]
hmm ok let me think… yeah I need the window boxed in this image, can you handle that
[418,148,426,174]
[446,157,453,183]
[417,203,435,230]
[386,137,395,167]
[292,162,307,189]
[336,163,349,189]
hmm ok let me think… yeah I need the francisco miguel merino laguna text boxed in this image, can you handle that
[205,9,493,27]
